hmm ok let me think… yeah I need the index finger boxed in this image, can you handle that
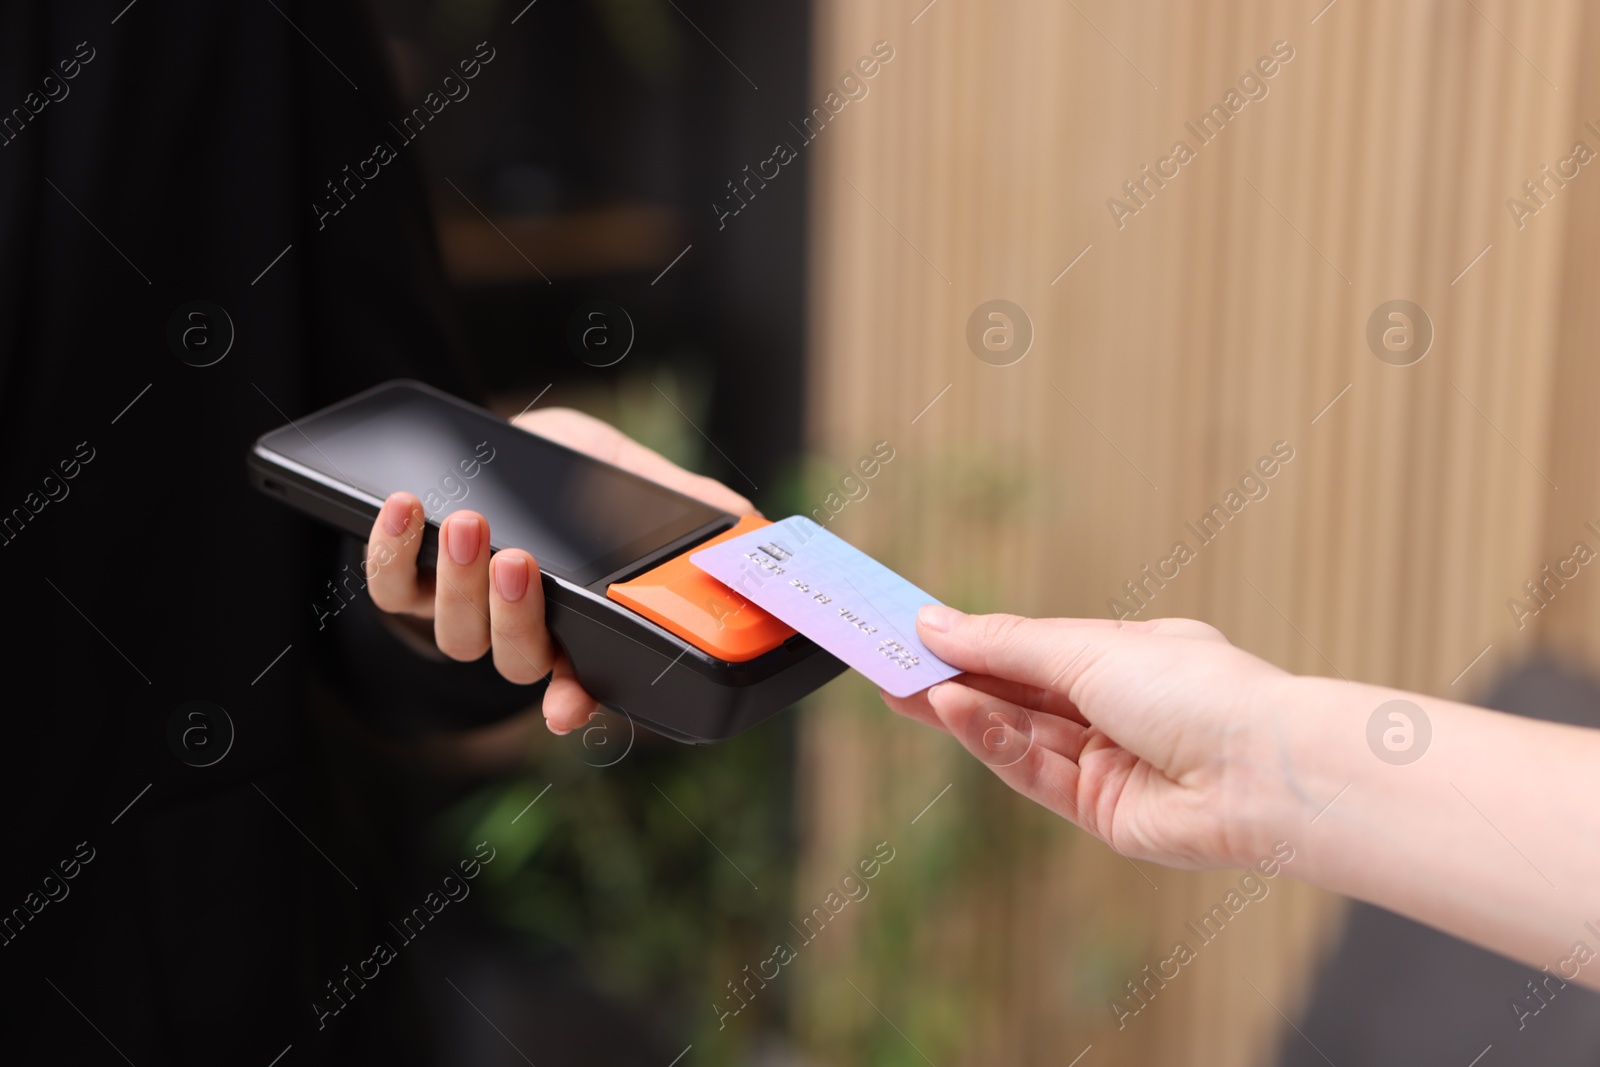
[883,671,1090,729]
[366,492,433,616]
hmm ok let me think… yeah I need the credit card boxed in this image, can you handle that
[689,515,959,697]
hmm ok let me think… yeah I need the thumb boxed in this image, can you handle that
[916,605,1119,695]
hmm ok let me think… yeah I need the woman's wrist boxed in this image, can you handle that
[1232,669,1368,875]
[1252,668,1579,900]
[1243,668,1600,976]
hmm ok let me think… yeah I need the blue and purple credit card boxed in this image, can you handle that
[690,515,959,697]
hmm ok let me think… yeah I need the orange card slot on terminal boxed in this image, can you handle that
[606,514,795,662]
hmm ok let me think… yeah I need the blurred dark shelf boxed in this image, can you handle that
[435,203,684,285]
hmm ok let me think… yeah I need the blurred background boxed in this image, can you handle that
[152,0,1600,1063]
[366,0,1600,1064]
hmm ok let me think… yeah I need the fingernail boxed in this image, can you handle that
[493,554,529,602]
[380,494,409,537]
[446,514,481,566]
[918,603,963,633]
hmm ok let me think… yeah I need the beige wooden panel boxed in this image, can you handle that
[794,1,1594,1064]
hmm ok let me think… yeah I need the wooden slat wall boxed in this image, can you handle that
[791,1,1599,1064]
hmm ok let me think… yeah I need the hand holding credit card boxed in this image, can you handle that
[690,515,959,697]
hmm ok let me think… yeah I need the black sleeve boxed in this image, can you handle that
[0,4,543,1062]
[0,0,537,754]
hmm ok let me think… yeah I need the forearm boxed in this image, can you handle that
[1259,672,1600,988]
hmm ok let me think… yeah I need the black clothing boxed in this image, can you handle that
[0,3,524,1062]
